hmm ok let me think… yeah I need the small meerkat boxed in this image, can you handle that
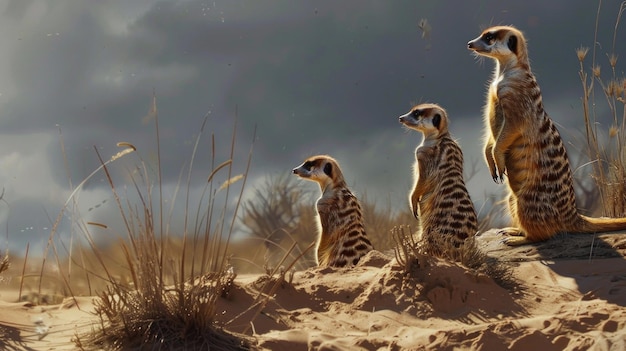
[292,155,373,267]
[399,103,478,250]
[468,25,626,245]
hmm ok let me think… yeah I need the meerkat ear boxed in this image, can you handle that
[432,113,441,129]
[507,35,518,54]
[323,162,333,176]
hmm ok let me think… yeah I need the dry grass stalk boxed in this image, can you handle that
[0,253,8,276]
[227,241,314,335]
[18,243,28,302]
[392,225,515,289]
[60,104,255,350]
[578,1,626,217]
[0,188,7,278]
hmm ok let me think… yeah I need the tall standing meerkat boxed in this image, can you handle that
[399,103,478,249]
[467,25,626,245]
[292,155,373,267]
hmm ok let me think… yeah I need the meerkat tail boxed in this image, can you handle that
[468,25,626,244]
[573,215,626,233]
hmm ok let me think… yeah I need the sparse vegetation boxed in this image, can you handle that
[1,4,626,350]
[56,102,256,350]
[392,225,516,290]
[239,175,317,269]
[239,174,415,270]
[0,189,9,282]
[0,254,7,277]
[578,0,626,217]
[360,193,415,251]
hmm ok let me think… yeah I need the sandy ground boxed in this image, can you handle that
[1,229,626,350]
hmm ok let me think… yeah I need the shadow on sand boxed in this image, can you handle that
[0,323,35,351]
[476,229,626,307]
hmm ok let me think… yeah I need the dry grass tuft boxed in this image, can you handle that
[0,253,8,276]
[0,189,10,282]
[578,1,626,217]
[393,226,516,290]
[59,102,256,350]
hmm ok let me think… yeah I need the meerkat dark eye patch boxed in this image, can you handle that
[412,109,422,118]
[507,35,518,53]
[432,113,441,129]
[483,32,495,42]
[303,161,313,171]
[323,162,333,176]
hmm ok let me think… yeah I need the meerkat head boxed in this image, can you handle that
[398,103,449,137]
[293,155,345,191]
[467,25,528,66]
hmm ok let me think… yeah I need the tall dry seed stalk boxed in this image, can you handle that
[57,99,254,349]
[0,188,8,277]
[579,1,626,217]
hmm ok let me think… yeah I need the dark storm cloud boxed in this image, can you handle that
[0,0,624,253]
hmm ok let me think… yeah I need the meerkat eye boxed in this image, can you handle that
[484,32,495,42]
[303,161,313,171]
[412,109,422,118]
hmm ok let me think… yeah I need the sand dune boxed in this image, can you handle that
[1,229,626,350]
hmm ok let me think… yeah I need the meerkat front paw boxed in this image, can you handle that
[497,227,523,236]
[492,151,507,183]
[410,193,420,219]
[497,227,531,246]
[501,236,532,246]
[484,145,500,183]
[487,164,505,183]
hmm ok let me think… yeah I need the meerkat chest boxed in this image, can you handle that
[491,73,504,92]
[486,73,507,132]
[316,190,350,224]
[488,74,503,107]
[415,143,440,177]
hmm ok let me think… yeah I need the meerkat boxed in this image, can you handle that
[292,155,373,267]
[467,25,626,245]
[399,103,478,251]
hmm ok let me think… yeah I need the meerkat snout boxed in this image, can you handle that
[398,104,445,135]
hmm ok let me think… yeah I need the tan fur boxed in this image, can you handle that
[292,155,373,267]
[468,25,626,245]
[399,103,478,250]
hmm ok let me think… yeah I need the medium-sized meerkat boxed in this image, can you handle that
[292,155,373,267]
[399,103,478,249]
[468,25,626,245]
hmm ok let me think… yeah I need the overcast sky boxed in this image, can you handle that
[0,1,624,254]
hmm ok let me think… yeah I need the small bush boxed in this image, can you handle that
[239,175,317,269]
